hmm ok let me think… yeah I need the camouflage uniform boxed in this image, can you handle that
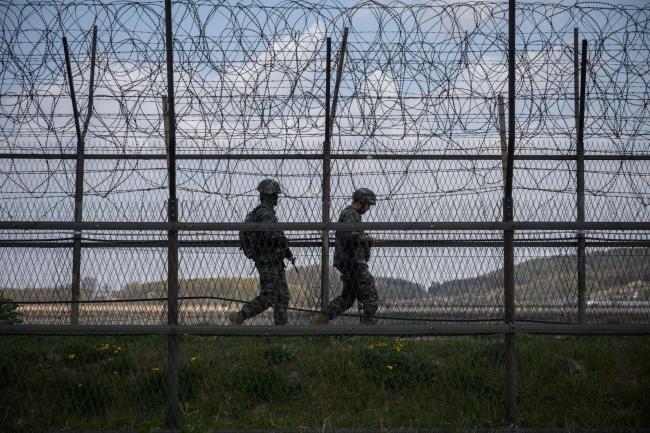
[325,205,378,323]
[240,198,293,325]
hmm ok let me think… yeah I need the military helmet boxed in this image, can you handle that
[352,188,377,205]
[257,179,282,195]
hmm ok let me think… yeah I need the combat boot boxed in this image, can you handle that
[311,312,330,325]
[228,310,245,325]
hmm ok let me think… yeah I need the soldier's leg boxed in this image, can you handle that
[273,264,290,325]
[356,262,378,324]
[323,263,356,320]
[240,262,275,320]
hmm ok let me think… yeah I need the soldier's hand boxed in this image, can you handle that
[367,235,377,245]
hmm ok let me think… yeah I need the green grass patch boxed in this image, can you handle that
[0,335,648,431]
[264,342,298,365]
[229,367,304,402]
[356,340,442,388]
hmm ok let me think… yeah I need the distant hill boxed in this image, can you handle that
[285,264,427,302]
[106,263,428,307]
[428,247,650,302]
[2,286,73,302]
[3,248,647,306]
[2,286,93,302]
[112,274,315,307]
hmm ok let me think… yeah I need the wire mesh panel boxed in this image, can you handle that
[331,159,504,222]
[0,159,76,222]
[177,159,324,223]
[0,245,169,326]
[585,159,650,222]
[514,245,579,324]
[175,234,507,326]
[177,243,323,325]
[0,247,73,325]
[80,246,169,325]
[584,244,650,325]
[82,160,169,223]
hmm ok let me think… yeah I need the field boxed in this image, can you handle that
[1,335,649,431]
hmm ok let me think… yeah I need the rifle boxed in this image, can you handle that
[288,256,299,273]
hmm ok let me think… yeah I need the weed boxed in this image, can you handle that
[229,367,304,402]
[358,342,441,389]
[52,375,112,417]
[179,362,204,399]
[264,343,297,365]
[131,367,166,406]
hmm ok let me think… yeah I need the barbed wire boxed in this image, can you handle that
[0,0,648,224]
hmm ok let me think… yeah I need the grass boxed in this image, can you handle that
[0,335,648,431]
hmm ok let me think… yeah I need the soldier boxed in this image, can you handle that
[229,179,296,325]
[312,188,378,325]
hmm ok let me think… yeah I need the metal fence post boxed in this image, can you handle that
[321,28,349,311]
[504,0,518,424]
[321,37,332,311]
[574,28,579,131]
[498,94,507,190]
[164,0,179,429]
[63,37,82,325]
[329,28,348,140]
[577,39,588,324]
[63,25,96,325]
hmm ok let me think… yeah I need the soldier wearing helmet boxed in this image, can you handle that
[229,179,295,325]
[312,188,379,325]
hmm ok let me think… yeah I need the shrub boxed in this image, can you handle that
[0,294,22,324]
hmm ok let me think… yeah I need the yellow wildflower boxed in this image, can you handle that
[191,356,198,363]
[151,367,161,372]
[369,342,388,349]
[386,364,396,370]
[67,354,76,360]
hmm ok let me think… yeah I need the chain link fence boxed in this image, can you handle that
[1,0,649,430]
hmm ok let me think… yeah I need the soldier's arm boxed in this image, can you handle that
[339,210,367,246]
[256,207,291,250]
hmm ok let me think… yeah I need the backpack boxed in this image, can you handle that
[239,208,258,260]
